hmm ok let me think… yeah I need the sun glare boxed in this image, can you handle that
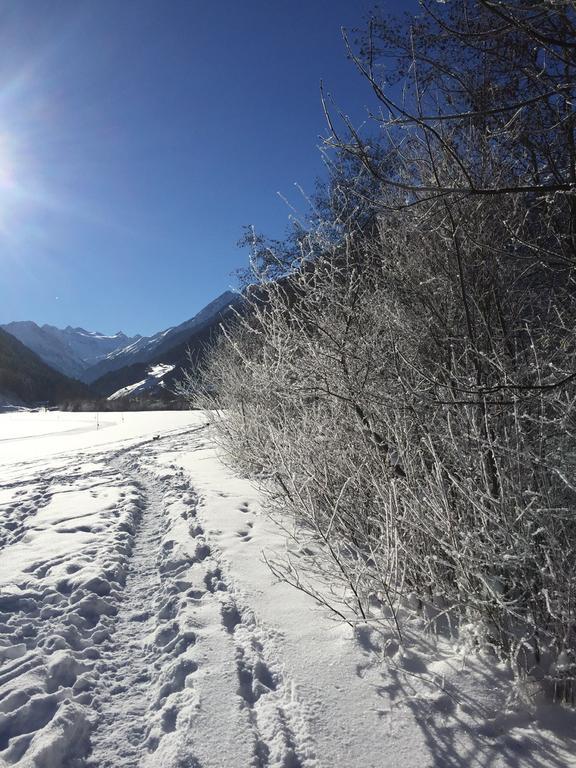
[0,128,39,242]
[0,132,18,192]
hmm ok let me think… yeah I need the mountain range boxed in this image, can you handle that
[0,290,240,407]
[1,322,140,382]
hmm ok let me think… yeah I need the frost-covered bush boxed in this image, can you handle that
[185,204,576,693]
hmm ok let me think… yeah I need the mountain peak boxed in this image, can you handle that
[5,320,39,330]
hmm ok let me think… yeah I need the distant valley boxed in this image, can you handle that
[0,290,240,408]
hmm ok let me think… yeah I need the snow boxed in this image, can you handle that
[0,410,575,767]
[0,412,102,441]
[107,363,175,401]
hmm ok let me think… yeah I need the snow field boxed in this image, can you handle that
[0,455,143,766]
[0,416,318,767]
[0,410,200,466]
[0,413,101,442]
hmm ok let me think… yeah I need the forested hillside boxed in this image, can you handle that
[183,0,576,700]
[0,328,90,406]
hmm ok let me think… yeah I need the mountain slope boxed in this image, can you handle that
[0,328,91,407]
[91,294,242,399]
[83,291,239,384]
[43,324,140,367]
[107,364,175,401]
[1,321,139,381]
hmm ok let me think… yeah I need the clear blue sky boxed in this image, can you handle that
[0,0,415,336]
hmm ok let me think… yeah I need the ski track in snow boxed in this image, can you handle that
[0,427,316,768]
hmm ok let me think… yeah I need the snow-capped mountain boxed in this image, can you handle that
[1,321,140,381]
[43,325,141,367]
[83,290,239,384]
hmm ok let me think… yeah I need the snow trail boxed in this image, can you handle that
[86,452,169,767]
[83,437,315,768]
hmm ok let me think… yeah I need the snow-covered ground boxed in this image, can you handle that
[0,411,575,767]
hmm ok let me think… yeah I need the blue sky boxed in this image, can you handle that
[0,0,416,335]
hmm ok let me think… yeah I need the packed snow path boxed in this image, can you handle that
[85,442,313,767]
[1,411,576,768]
[85,450,168,767]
